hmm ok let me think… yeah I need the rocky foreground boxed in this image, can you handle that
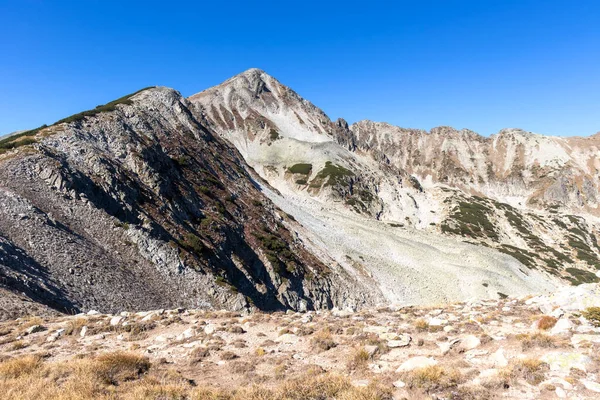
[0,284,599,399]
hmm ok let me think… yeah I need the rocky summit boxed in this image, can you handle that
[1,68,600,398]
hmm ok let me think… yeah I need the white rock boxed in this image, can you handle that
[571,334,600,347]
[396,356,438,372]
[80,326,88,338]
[582,379,600,393]
[87,310,100,315]
[549,318,572,335]
[555,387,566,398]
[443,325,454,332]
[110,316,123,326]
[364,345,379,358]
[25,325,44,335]
[427,317,447,326]
[541,352,591,373]
[275,333,299,344]
[459,335,481,350]
[204,324,216,335]
[388,334,411,348]
[393,380,406,388]
[490,348,508,367]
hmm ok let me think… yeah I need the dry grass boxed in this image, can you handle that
[414,318,429,332]
[220,351,238,360]
[536,315,558,330]
[346,347,371,371]
[10,341,28,351]
[189,346,210,364]
[403,365,463,392]
[0,352,393,400]
[20,316,43,330]
[516,332,559,350]
[95,351,151,384]
[501,358,549,385]
[311,329,337,352]
[64,317,88,336]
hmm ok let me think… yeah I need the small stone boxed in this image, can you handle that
[87,310,100,316]
[387,333,411,348]
[110,316,122,326]
[25,325,45,335]
[80,326,88,337]
[393,380,406,388]
[555,387,566,398]
[204,324,216,335]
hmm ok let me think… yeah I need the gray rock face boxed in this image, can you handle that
[0,87,375,318]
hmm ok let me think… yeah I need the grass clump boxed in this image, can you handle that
[516,332,557,350]
[501,358,548,385]
[582,307,600,327]
[0,355,42,378]
[0,126,46,151]
[311,330,337,352]
[346,347,371,371]
[96,351,151,385]
[536,315,558,330]
[404,365,463,392]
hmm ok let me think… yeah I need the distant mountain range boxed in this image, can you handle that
[1,68,599,319]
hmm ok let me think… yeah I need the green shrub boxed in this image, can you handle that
[287,163,312,175]
[269,129,280,140]
[182,233,204,255]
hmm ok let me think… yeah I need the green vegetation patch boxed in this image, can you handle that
[565,267,599,285]
[310,161,354,187]
[54,87,155,125]
[287,163,312,175]
[440,199,498,240]
[269,129,280,141]
[254,229,297,275]
[497,244,537,268]
[0,125,46,151]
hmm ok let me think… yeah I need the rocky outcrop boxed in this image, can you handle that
[0,86,378,317]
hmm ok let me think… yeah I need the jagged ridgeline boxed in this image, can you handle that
[1,68,600,319]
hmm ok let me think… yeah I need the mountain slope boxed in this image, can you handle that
[189,68,572,304]
[0,86,379,318]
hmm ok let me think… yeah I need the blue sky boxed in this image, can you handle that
[1,0,599,137]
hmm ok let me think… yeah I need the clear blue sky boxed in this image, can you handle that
[1,0,599,137]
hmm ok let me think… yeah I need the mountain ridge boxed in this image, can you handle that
[0,68,599,319]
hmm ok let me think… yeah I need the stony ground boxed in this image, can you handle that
[0,284,600,399]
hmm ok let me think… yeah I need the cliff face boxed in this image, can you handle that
[348,121,600,214]
[0,86,379,318]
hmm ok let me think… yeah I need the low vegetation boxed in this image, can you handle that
[54,87,155,125]
[287,163,312,175]
[582,307,600,327]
